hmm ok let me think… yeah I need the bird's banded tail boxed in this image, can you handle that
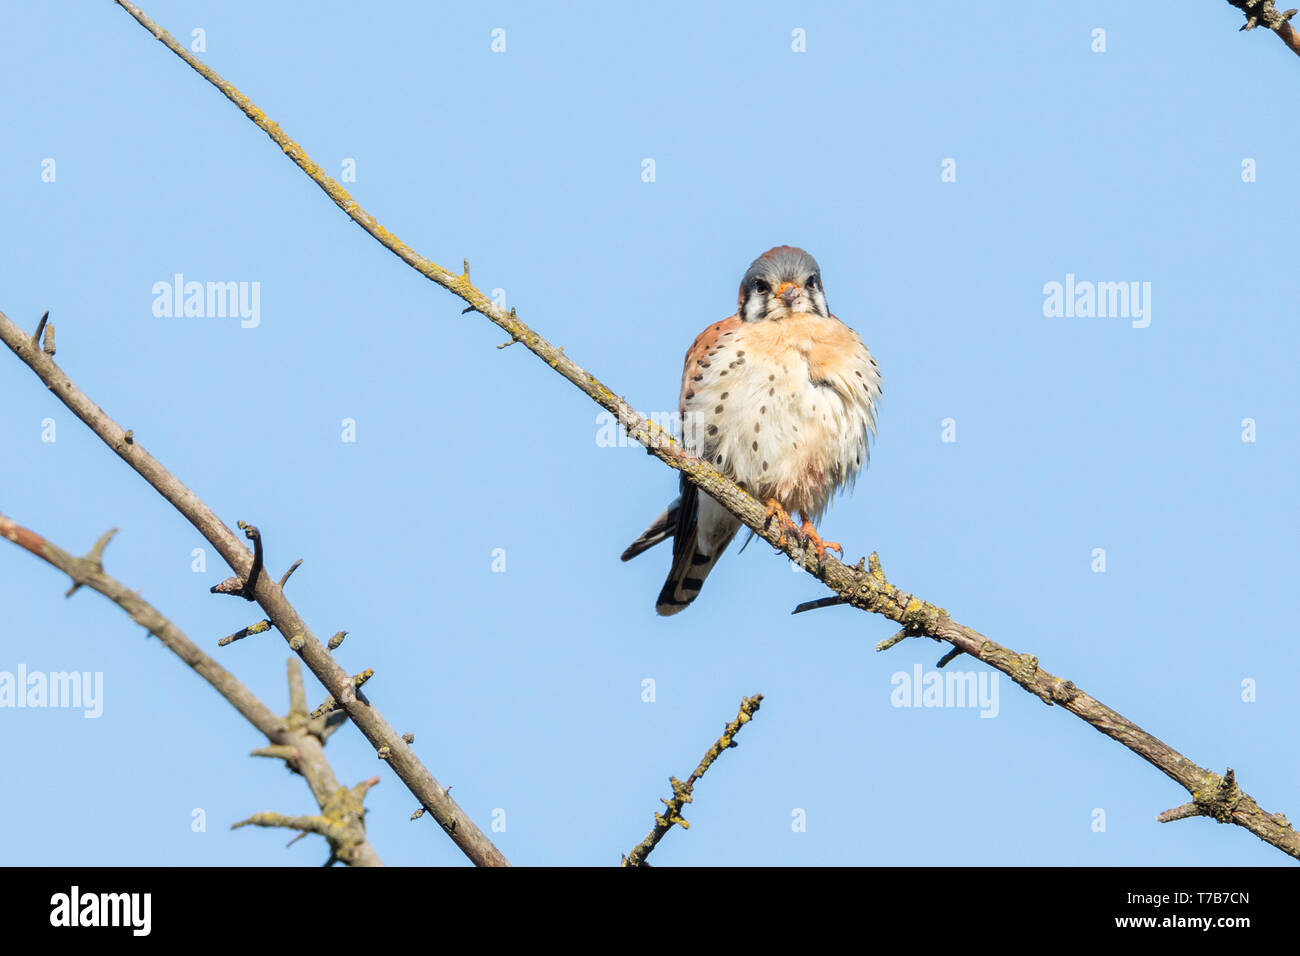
[622,485,737,616]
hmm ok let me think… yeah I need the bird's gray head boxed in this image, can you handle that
[737,246,828,322]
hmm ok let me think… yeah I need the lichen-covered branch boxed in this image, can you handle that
[622,695,764,867]
[1227,0,1300,57]
[93,0,1298,862]
[0,513,383,866]
[233,777,381,867]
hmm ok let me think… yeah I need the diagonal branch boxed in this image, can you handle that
[88,0,1296,862]
[0,513,383,866]
[622,695,764,867]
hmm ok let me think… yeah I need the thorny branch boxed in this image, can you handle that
[0,513,383,866]
[0,308,510,866]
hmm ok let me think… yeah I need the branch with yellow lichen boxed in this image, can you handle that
[0,513,383,866]
[1226,0,1300,57]
[29,0,1279,863]
[233,777,381,867]
[622,695,764,867]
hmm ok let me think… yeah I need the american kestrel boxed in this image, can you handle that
[622,246,882,615]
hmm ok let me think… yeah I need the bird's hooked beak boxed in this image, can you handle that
[776,280,800,311]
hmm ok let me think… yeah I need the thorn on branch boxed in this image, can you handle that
[31,310,49,349]
[64,527,118,598]
[935,647,963,668]
[791,595,846,615]
[278,558,303,588]
[210,521,264,600]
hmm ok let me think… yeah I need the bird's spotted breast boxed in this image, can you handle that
[681,311,879,523]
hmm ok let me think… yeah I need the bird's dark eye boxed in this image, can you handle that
[806,275,819,290]
[753,280,770,295]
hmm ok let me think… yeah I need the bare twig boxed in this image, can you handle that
[1157,802,1205,824]
[218,618,272,647]
[622,695,764,867]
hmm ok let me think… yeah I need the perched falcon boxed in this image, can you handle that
[622,246,882,615]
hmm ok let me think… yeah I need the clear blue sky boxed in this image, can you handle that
[1,1,1296,866]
